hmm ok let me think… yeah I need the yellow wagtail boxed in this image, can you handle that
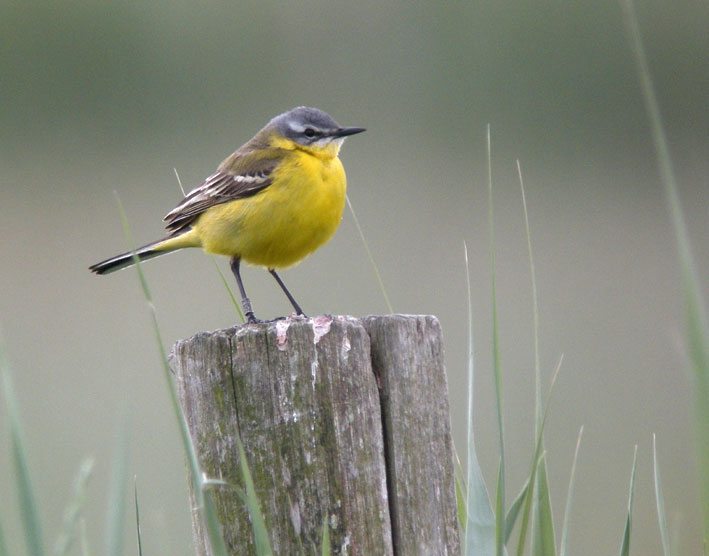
[89,107,365,322]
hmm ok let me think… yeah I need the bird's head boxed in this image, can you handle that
[266,107,365,158]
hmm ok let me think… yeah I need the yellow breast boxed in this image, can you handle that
[194,149,347,269]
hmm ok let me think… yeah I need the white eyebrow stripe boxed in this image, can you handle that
[289,121,306,133]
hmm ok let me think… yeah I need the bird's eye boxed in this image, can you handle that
[303,128,316,138]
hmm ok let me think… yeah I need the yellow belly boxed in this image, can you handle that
[193,151,347,269]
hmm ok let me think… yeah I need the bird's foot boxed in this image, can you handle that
[245,311,262,324]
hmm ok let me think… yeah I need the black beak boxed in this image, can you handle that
[332,126,366,137]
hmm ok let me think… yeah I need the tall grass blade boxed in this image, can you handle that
[531,455,556,556]
[173,167,244,319]
[653,435,672,556]
[210,256,245,321]
[173,167,187,196]
[620,0,709,537]
[79,519,90,556]
[134,478,143,556]
[104,402,129,556]
[518,160,556,556]
[0,340,46,556]
[495,458,505,556]
[619,446,639,556]
[235,433,273,555]
[54,457,94,556]
[454,450,468,532]
[486,124,506,556]
[504,479,530,543]
[346,194,393,313]
[320,514,331,556]
[559,426,584,556]
[516,356,563,556]
[517,160,542,436]
[463,243,496,555]
[204,475,275,556]
[114,195,229,556]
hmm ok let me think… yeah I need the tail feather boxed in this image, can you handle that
[89,239,175,275]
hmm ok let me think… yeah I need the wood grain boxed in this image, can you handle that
[171,314,459,555]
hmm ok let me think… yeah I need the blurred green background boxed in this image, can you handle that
[1,1,707,554]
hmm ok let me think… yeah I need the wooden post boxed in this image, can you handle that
[171,315,460,556]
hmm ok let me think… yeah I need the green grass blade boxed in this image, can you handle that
[114,195,229,556]
[463,243,496,556]
[495,458,505,555]
[235,432,273,556]
[517,160,542,436]
[134,478,143,556]
[653,435,672,556]
[320,514,331,556]
[0,341,46,556]
[80,519,90,556]
[456,474,468,536]
[104,402,129,556]
[504,478,530,543]
[210,256,245,321]
[204,476,275,556]
[104,408,129,556]
[620,0,709,537]
[454,449,468,532]
[559,426,584,556]
[486,124,506,556]
[202,495,230,556]
[516,356,563,556]
[346,194,393,313]
[619,446,639,556]
[173,167,187,196]
[532,455,556,556]
[173,168,244,320]
[519,159,556,556]
[54,457,94,556]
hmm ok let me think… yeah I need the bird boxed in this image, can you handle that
[89,106,365,323]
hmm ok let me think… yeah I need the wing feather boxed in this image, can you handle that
[163,149,281,236]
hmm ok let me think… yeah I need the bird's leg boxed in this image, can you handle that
[269,269,307,317]
[230,257,259,323]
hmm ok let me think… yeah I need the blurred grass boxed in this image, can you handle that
[55,458,94,556]
[463,241,497,555]
[0,2,706,546]
[346,194,393,314]
[1,153,706,555]
[462,126,563,556]
[117,195,276,555]
[174,168,246,322]
[619,446,639,556]
[654,435,672,556]
[115,196,231,556]
[234,434,273,556]
[486,124,507,556]
[104,403,128,556]
[0,338,45,556]
[457,10,709,544]
[559,427,583,556]
[134,479,143,556]
[621,0,709,539]
[518,158,557,556]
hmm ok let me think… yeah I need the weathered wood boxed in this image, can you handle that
[171,314,459,556]
[364,315,460,556]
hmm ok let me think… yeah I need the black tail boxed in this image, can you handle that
[89,240,172,275]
